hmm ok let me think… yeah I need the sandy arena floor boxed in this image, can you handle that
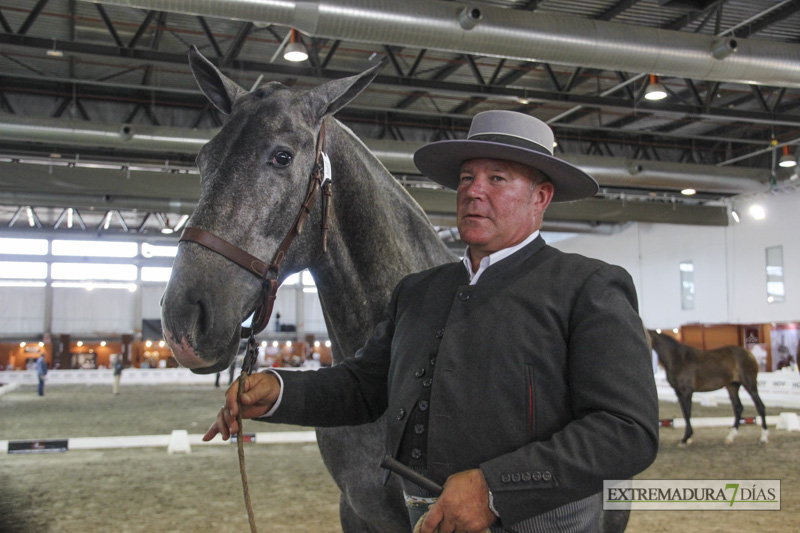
[1,383,798,532]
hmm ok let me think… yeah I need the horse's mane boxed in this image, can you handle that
[652,331,699,361]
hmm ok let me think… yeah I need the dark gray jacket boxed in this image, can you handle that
[269,236,658,526]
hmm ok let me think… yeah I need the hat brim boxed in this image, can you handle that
[413,140,598,203]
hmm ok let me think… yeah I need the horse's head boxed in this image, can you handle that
[646,329,662,351]
[161,46,381,373]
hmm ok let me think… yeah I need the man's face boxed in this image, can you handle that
[456,158,553,259]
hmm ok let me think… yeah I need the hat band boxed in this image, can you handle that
[468,133,552,156]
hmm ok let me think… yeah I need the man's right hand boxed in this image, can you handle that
[202,371,281,441]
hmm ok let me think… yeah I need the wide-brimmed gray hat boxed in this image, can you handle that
[414,110,598,202]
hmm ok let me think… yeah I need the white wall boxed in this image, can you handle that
[141,284,168,320]
[0,273,326,340]
[727,190,800,324]
[52,287,136,334]
[551,187,800,329]
[0,285,46,335]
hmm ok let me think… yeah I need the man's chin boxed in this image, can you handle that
[458,228,491,248]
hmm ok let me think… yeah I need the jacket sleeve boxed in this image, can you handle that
[479,264,659,524]
[259,280,403,428]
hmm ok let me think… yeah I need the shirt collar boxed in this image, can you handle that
[461,230,540,285]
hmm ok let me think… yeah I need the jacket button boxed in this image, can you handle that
[435,329,445,338]
[543,471,552,481]
[422,378,432,388]
[511,473,521,482]
[522,472,531,482]
[396,408,405,420]
[418,400,429,412]
[411,448,423,460]
[429,357,436,366]
[458,291,470,301]
[415,368,426,378]
[532,471,542,481]
[414,424,425,435]
[501,474,511,483]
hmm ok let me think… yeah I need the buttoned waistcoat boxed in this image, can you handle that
[269,236,659,526]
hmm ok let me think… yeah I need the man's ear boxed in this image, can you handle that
[533,181,555,213]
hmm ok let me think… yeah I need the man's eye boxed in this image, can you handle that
[271,151,293,168]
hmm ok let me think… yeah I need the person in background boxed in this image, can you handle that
[204,110,658,533]
[112,355,124,395]
[35,352,48,397]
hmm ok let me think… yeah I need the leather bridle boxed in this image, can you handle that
[178,122,330,338]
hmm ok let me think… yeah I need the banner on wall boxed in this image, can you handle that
[71,352,97,369]
[771,323,799,371]
[8,439,69,454]
[744,326,768,372]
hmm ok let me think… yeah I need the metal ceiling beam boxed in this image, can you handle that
[82,0,800,88]
[596,0,644,22]
[410,189,730,227]
[0,69,783,165]
[0,164,731,228]
[661,0,725,31]
[94,3,124,48]
[1,38,799,131]
[721,0,800,39]
[17,0,49,35]
[0,121,773,195]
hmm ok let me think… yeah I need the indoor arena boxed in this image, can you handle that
[2,1,799,532]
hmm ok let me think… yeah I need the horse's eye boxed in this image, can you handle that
[271,151,293,168]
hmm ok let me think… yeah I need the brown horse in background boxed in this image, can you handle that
[648,330,768,446]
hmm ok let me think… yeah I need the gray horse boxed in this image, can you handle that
[162,46,454,532]
[161,47,629,532]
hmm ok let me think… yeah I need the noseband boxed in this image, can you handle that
[179,122,330,337]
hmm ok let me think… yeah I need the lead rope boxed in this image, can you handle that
[180,125,329,532]
[237,331,259,533]
[233,124,328,533]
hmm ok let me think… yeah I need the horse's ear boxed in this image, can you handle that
[306,61,384,121]
[188,45,247,116]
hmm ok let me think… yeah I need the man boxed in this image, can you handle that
[112,355,124,395]
[35,352,48,397]
[204,111,658,532]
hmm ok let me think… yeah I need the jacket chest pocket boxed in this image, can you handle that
[526,364,535,442]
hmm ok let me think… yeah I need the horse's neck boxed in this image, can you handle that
[656,337,693,373]
[310,121,454,362]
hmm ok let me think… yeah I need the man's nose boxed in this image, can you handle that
[462,175,487,198]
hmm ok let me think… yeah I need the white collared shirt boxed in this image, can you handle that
[462,230,540,285]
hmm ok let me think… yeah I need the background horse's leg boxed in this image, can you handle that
[741,378,769,444]
[724,383,744,445]
[676,389,694,445]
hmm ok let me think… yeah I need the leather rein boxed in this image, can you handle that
[178,122,330,338]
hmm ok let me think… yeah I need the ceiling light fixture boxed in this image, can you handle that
[731,208,740,223]
[46,39,63,58]
[681,188,696,196]
[644,74,668,101]
[778,145,797,168]
[749,204,766,220]
[283,29,309,62]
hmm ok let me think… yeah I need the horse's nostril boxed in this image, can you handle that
[193,297,211,338]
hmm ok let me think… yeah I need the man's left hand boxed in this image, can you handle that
[419,469,496,533]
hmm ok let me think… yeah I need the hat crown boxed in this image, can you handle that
[467,110,554,156]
